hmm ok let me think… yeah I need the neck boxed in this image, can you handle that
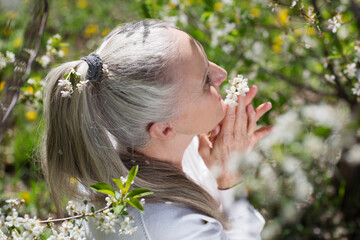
[138,135,194,169]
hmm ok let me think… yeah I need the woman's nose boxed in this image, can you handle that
[209,62,227,87]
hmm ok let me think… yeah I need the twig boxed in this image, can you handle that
[258,66,336,97]
[38,206,110,224]
[0,0,48,143]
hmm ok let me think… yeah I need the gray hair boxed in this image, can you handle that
[41,20,228,227]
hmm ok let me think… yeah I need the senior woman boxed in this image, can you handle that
[41,20,272,239]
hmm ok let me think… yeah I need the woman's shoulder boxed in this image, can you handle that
[138,203,227,240]
[85,202,227,240]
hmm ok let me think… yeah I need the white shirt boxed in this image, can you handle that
[85,137,265,239]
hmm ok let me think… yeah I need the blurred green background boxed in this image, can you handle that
[0,0,359,239]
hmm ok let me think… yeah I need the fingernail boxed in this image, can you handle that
[267,102,272,107]
[249,104,254,111]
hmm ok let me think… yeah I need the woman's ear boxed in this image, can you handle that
[148,122,176,140]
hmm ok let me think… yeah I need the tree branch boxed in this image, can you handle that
[258,66,336,97]
[0,0,49,143]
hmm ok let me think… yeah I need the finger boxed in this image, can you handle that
[218,105,236,145]
[209,124,221,143]
[234,94,247,140]
[253,126,274,142]
[255,102,272,122]
[248,126,274,151]
[247,104,256,135]
[198,134,211,160]
[245,85,258,105]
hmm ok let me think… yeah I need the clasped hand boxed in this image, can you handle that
[198,86,273,190]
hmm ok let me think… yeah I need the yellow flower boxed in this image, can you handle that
[25,86,34,94]
[13,37,22,48]
[83,24,99,38]
[307,27,316,36]
[19,191,31,204]
[250,8,261,18]
[61,47,69,56]
[168,2,176,9]
[184,0,194,6]
[70,177,78,184]
[272,44,282,53]
[277,9,289,26]
[102,28,110,36]
[0,81,5,92]
[6,11,18,20]
[273,35,284,46]
[293,28,303,37]
[26,111,38,121]
[2,27,11,36]
[272,36,283,53]
[77,0,88,9]
[214,2,224,11]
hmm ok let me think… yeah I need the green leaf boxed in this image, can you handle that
[90,182,115,197]
[127,188,153,198]
[113,204,125,216]
[91,206,95,213]
[124,165,139,193]
[115,190,121,200]
[125,197,144,213]
[112,178,124,193]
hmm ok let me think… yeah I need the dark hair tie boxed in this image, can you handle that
[81,53,103,82]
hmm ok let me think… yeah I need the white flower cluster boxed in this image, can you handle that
[58,68,88,98]
[224,74,250,107]
[290,0,298,8]
[352,82,360,96]
[0,51,15,70]
[1,207,45,240]
[38,34,66,68]
[328,17,341,33]
[344,63,357,77]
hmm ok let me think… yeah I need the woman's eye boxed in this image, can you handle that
[205,75,211,85]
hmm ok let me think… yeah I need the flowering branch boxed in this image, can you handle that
[38,206,110,224]
[0,166,153,239]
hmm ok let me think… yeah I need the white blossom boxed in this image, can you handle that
[76,80,89,93]
[328,17,341,33]
[5,51,15,63]
[291,0,298,8]
[293,169,313,201]
[302,104,349,131]
[5,209,23,228]
[22,214,44,238]
[303,134,324,158]
[60,90,73,98]
[282,157,301,174]
[236,82,250,96]
[95,210,119,234]
[324,74,335,83]
[261,110,302,148]
[344,63,357,77]
[5,199,21,207]
[118,216,137,235]
[225,74,250,107]
[27,78,37,85]
[0,229,7,240]
[69,226,86,240]
[0,56,6,70]
[355,45,360,58]
[352,82,360,96]
[346,144,360,165]
[40,55,51,68]
[66,200,87,216]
